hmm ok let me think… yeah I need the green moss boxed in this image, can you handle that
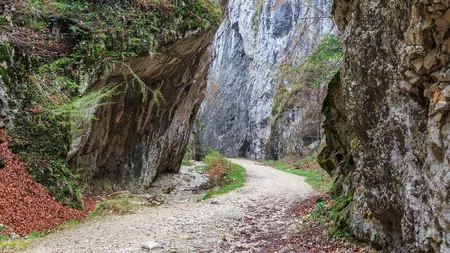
[0,42,11,62]
[91,177,113,192]
[0,0,222,209]
[321,72,340,125]
[182,159,194,166]
[317,144,336,174]
[328,189,354,235]
[89,196,158,217]
[252,0,263,29]
[0,239,32,251]
[351,133,361,150]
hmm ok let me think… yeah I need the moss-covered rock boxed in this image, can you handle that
[0,0,221,207]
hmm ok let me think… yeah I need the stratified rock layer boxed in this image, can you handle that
[69,30,216,191]
[320,0,450,251]
[198,0,333,159]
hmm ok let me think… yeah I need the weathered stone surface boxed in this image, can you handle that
[265,86,326,160]
[198,0,333,159]
[69,29,216,192]
[321,0,450,251]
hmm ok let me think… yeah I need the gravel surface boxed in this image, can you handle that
[26,159,312,253]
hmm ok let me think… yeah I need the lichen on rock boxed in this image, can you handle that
[321,0,450,251]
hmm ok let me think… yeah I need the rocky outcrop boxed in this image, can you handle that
[1,0,221,205]
[69,30,216,192]
[320,0,450,251]
[198,0,333,159]
[265,86,326,160]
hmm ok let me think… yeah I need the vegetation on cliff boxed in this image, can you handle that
[266,33,342,159]
[0,0,221,208]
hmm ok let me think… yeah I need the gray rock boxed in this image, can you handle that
[142,241,161,250]
[320,0,450,251]
[210,199,220,205]
[68,28,218,192]
[197,0,334,159]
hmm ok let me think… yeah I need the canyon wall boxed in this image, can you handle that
[320,0,450,251]
[198,0,333,159]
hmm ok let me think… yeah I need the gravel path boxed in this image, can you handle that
[27,159,312,253]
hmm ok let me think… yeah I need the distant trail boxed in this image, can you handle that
[27,159,312,253]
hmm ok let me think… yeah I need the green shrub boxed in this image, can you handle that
[182,159,194,166]
[201,151,245,199]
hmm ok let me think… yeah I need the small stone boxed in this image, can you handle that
[424,49,438,70]
[210,199,220,205]
[412,58,424,72]
[432,69,450,81]
[142,241,161,250]
[405,70,421,84]
[400,81,412,92]
[442,86,450,98]
[435,101,449,112]
[435,10,450,27]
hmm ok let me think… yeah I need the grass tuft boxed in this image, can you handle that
[262,154,333,191]
[0,239,33,252]
[201,151,246,199]
[202,164,245,199]
[182,159,194,166]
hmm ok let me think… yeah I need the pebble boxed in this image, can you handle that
[143,241,161,250]
[210,199,221,205]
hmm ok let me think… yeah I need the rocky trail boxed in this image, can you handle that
[26,159,312,253]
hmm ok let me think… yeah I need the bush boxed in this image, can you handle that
[201,151,245,199]
[203,151,233,186]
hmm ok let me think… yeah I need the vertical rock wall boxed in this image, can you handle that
[198,0,333,159]
[320,0,450,251]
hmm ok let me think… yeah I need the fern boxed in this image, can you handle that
[46,84,119,139]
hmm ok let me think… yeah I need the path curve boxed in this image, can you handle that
[27,159,312,253]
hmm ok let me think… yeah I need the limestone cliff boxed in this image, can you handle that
[320,0,450,251]
[197,0,334,159]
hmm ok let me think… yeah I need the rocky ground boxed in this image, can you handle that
[24,159,311,252]
[24,159,369,253]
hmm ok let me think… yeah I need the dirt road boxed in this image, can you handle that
[27,159,312,253]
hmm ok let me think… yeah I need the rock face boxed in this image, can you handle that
[198,0,333,159]
[320,0,450,251]
[69,30,216,192]
[265,86,327,160]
